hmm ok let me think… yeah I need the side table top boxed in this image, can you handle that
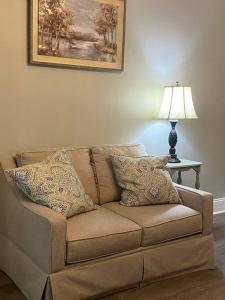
[165,159,203,169]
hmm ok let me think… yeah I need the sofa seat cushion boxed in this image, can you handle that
[66,206,142,263]
[103,202,202,246]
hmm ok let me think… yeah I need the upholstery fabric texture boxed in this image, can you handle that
[66,206,141,263]
[15,146,99,204]
[0,148,215,300]
[111,155,181,206]
[47,252,144,300]
[90,144,147,204]
[103,202,202,246]
[176,184,213,235]
[142,234,214,283]
[6,151,96,218]
[0,180,66,274]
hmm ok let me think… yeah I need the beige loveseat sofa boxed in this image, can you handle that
[0,144,214,300]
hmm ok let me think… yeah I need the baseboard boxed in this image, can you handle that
[214,198,225,215]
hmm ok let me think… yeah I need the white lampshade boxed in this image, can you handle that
[158,84,198,120]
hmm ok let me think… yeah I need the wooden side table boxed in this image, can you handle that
[165,160,203,189]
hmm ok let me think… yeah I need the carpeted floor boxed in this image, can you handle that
[1,214,225,300]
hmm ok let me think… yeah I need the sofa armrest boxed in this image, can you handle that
[175,184,213,235]
[0,164,66,274]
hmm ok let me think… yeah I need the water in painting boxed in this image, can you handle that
[38,0,118,63]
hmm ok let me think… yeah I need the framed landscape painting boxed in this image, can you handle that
[29,0,126,71]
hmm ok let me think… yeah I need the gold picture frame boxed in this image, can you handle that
[29,0,126,71]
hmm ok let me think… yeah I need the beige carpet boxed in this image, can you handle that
[1,214,225,300]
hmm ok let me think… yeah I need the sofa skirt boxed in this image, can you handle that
[142,233,215,284]
[0,233,215,300]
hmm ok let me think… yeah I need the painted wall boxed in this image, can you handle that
[0,0,225,197]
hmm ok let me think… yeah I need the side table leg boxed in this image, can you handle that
[177,170,182,185]
[193,167,201,189]
[168,169,177,181]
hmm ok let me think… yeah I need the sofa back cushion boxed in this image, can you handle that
[16,147,99,204]
[90,144,147,204]
[1,155,17,170]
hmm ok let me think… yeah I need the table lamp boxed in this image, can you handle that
[158,82,198,163]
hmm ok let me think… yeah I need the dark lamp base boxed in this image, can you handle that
[168,157,181,164]
[168,121,181,164]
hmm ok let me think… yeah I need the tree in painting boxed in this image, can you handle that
[94,4,118,54]
[38,0,73,55]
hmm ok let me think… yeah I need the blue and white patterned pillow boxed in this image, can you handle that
[6,151,96,217]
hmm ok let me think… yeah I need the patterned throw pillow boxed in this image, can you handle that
[6,151,96,218]
[111,155,182,207]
